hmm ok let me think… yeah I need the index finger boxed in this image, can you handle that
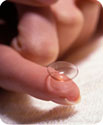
[0,45,80,105]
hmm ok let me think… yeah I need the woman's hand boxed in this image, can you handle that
[0,0,101,105]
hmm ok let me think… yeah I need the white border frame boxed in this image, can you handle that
[0,119,6,125]
[0,0,103,124]
[0,0,5,5]
[97,0,103,6]
[0,118,103,125]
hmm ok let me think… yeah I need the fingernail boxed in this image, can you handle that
[65,96,81,105]
[47,76,80,105]
[52,96,81,105]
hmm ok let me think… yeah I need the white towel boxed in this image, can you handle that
[0,36,103,125]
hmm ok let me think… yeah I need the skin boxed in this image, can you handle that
[0,0,102,105]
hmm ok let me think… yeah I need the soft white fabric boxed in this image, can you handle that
[0,36,103,125]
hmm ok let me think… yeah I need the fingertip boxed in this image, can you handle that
[46,76,80,105]
[66,82,80,103]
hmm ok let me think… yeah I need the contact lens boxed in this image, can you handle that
[47,61,78,82]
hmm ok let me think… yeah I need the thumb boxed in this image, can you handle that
[11,4,59,66]
[0,45,80,105]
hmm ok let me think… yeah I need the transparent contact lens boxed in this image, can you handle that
[47,61,78,82]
